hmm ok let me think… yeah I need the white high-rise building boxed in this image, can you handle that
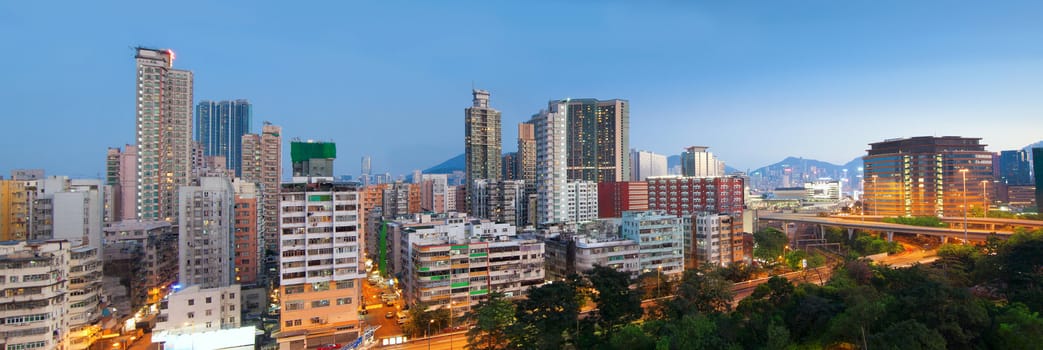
[566,180,598,224]
[277,179,364,348]
[681,146,725,178]
[630,149,668,181]
[135,48,194,222]
[178,177,235,288]
[533,100,568,226]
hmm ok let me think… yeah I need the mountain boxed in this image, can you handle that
[749,156,862,177]
[423,153,465,174]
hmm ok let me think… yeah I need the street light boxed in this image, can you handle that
[428,319,434,350]
[960,168,969,244]
[981,180,988,216]
[656,266,662,298]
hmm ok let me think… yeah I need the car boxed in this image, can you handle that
[385,312,395,319]
[317,344,341,350]
[385,300,394,307]
[359,308,369,315]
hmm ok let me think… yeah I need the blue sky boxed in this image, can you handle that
[2,1,1042,178]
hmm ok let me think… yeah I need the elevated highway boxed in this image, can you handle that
[758,213,1010,242]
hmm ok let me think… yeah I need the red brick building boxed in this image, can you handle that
[647,176,745,216]
[234,186,261,284]
[597,181,649,218]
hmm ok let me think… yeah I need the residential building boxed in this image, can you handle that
[179,177,235,288]
[597,181,649,218]
[502,152,518,180]
[630,149,667,181]
[863,136,993,217]
[401,218,543,318]
[544,233,641,281]
[102,220,178,314]
[621,211,684,279]
[10,169,44,181]
[470,179,525,227]
[1035,148,1043,208]
[196,99,252,176]
[233,179,262,284]
[382,182,421,218]
[0,179,32,241]
[242,123,283,264]
[420,174,449,214]
[28,177,105,249]
[153,284,254,349]
[681,146,725,178]
[517,122,536,182]
[464,89,503,213]
[360,184,388,258]
[688,212,745,269]
[135,47,193,222]
[106,144,138,221]
[564,98,630,183]
[291,140,336,178]
[647,176,746,217]
[533,100,569,226]
[449,185,466,213]
[68,245,104,349]
[566,181,598,224]
[0,241,73,350]
[277,180,364,348]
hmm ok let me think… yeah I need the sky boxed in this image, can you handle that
[2,1,1043,178]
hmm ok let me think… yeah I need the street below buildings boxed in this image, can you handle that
[361,273,405,340]
[380,331,467,350]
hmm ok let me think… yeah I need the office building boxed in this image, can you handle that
[277,180,364,348]
[517,122,536,182]
[563,98,630,183]
[566,180,599,224]
[179,177,235,288]
[400,217,543,317]
[998,150,1032,186]
[597,181,649,218]
[135,48,193,222]
[1035,148,1043,208]
[196,99,252,176]
[681,146,725,178]
[631,150,668,181]
[533,100,569,226]
[689,212,745,269]
[647,176,746,217]
[804,180,842,202]
[863,137,993,217]
[621,211,684,279]
[241,122,283,261]
[291,140,336,178]
[471,179,525,227]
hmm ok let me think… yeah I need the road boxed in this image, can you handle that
[362,277,405,339]
[380,331,467,350]
[759,213,1007,241]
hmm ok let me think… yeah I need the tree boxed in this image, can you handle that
[867,319,946,350]
[587,265,643,334]
[466,293,516,350]
[984,302,1043,349]
[606,324,655,350]
[402,302,450,338]
[754,228,789,263]
[507,280,581,349]
[665,269,734,320]
[636,269,670,299]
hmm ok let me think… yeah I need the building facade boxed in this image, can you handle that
[102,220,178,313]
[179,177,235,288]
[533,100,569,226]
[241,123,283,261]
[233,180,262,284]
[544,234,641,281]
[196,99,252,176]
[998,150,1032,186]
[681,146,725,178]
[689,212,745,269]
[465,89,503,214]
[517,122,536,183]
[564,99,630,183]
[420,174,449,214]
[135,47,193,222]
[277,180,364,348]
[597,181,649,218]
[630,149,667,181]
[470,179,525,227]
[647,176,746,217]
[566,181,598,224]
[863,136,994,217]
[621,211,684,279]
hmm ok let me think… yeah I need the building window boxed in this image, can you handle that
[187,312,194,319]
[206,297,212,304]
[188,299,194,306]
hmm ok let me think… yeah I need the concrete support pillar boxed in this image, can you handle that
[819,224,826,240]
[942,236,949,244]
[847,228,854,240]
[886,231,894,242]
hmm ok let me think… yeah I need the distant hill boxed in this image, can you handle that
[750,156,862,178]
[423,153,465,174]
